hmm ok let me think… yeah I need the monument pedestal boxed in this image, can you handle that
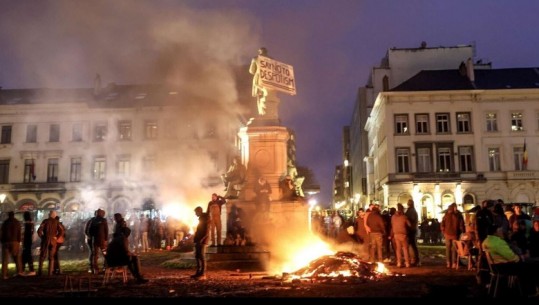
[238,124,289,202]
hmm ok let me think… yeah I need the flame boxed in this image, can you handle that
[160,202,199,233]
[277,234,335,273]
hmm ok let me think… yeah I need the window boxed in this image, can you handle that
[435,113,450,133]
[94,123,107,142]
[394,114,409,135]
[93,157,106,180]
[456,112,471,133]
[488,148,501,171]
[511,112,523,131]
[1,125,12,144]
[24,159,36,183]
[396,148,410,173]
[70,157,81,182]
[117,156,130,178]
[458,146,474,172]
[144,120,158,140]
[49,124,60,142]
[142,156,155,175]
[415,114,429,134]
[0,160,9,184]
[437,145,453,172]
[72,123,83,142]
[513,147,524,171]
[118,120,132,141]
[486,112,498,132]
[47,158,59,182]
[416,146,432,173]
[26,125,37,143]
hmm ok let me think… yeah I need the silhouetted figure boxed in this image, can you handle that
[1,211,22,279]
[192,206,209,280]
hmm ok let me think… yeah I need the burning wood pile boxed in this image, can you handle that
[282,251,397,284]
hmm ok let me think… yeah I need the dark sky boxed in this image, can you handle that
[1,0,539,206]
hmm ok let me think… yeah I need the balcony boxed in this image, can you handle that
[11,182,66,192]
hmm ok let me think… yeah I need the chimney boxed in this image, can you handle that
[94,73,102,96]
[466,58,475,83]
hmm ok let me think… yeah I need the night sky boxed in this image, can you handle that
[1,0,539,206]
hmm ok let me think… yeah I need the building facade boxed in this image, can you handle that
[365,64,539,221]
[0,80,251,227]
[347,42,491,210]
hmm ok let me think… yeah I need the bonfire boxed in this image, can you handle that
[283,251,395,283]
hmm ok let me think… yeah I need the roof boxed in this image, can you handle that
[391,67,539,92]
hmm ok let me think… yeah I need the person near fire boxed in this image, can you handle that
[221,156,247,199]
[192,206,210,280]
[254,176,272,213]
[405,199,420,266]
[37,210,64,276]
[390,203,411,268]
[1,211,22,279]
[106,213,148,284]
[21,211,36,275]
[279,175,296,201]
[86,208,108,275]
[52,215,66,275]
[207,193,226,247]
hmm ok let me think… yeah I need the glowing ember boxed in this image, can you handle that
[283,251,393,283]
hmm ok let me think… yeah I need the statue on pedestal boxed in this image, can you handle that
[249,47,279,117]
[221,157,247,199]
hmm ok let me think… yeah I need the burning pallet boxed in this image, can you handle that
[282,251,397,284]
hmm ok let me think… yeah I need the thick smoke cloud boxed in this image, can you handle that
[0,0,262,215]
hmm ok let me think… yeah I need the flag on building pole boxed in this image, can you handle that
[522,139,528,170]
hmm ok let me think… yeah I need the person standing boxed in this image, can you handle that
[52,215,66,274]
[87,208,108,275]
[37,210,64,276]
[254,176,272,214]
[207,193,226,247]
[84,210,97,273]
[21,211,35,275]
[391,204,411,268]
[441,203,465,268]
[1,211,22,279]
[405,199,420,266]
[192,206,210,280]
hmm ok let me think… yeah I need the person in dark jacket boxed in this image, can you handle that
[1,211,22,279]
[37,210,64,276]
[113,213,131,238]
[405,199,420,266]
[87,208,108,275]
[21,211,35,275]
[192,206,210,280]
[105,232,148,283]
[84,210,97,273]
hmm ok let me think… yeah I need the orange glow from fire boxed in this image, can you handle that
[277,233,335,273]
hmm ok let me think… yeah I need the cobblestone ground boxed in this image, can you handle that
[0,246,493,300]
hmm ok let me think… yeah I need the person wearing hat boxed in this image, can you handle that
[192,206,210,280]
